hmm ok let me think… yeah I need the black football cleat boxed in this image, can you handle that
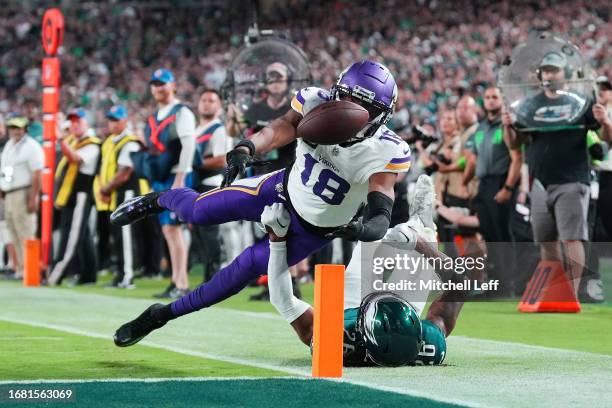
[110,192,164,226]
[114,303,168,347]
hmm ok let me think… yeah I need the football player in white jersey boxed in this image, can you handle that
[111,60,414,347]
[262,175,462,366]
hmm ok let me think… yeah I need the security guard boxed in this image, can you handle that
[49,108,101,286]
[143,68,196,299]
[94,105,143,288]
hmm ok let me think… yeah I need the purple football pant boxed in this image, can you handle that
[157,170,328,318]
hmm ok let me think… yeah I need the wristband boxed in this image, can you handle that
[235,139,256,156]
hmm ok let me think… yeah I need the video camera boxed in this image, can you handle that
[404,125,439,149]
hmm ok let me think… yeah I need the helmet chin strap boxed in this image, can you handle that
[347,111,388,143]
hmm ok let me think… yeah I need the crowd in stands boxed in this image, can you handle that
[0,0,610,132]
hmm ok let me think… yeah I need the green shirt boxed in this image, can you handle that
[466,117,510,178]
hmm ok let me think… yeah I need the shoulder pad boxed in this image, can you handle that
[291,87,331,116]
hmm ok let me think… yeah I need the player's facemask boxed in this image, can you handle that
[331,83,393,142]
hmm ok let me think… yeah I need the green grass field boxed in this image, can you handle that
[1,269,611,408]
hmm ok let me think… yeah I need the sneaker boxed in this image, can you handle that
[249,287,270,301]
[153,282,176,299]
[409,174,436,229]
[579,279,605,304]
[168,287,189,299]
[113,304,168,347]
[118,278,136,290]
[110,192,164,226]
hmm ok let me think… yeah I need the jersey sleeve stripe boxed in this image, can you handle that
[389,156,411,164]
[385,162,412,171]
[291,96,304,115]
[296,90,306,105]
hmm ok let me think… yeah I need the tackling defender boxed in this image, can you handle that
[262,175,464,366]
[112,60,413,347]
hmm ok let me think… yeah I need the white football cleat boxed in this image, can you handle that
[409,174,436,230]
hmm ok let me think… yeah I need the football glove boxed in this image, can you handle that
[261,203,291,238]
[325,203,365,241]
[221,140,255,188]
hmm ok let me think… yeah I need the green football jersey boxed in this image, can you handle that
[342,308,447,366]
[414,319,447,365]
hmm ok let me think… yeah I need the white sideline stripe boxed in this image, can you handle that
[0,376,305,385]
[0,316,482,408]
[0,316,305,377]
[452,335,612,359]
[5,286,610,358]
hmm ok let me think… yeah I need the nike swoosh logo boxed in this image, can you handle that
[403,148,410,154]
[277,220,287,228]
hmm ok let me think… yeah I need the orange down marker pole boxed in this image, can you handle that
[312,264,345,378]
[40,8,64,273]
[23,239,41,287]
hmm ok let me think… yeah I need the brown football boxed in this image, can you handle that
[296,100,369,145]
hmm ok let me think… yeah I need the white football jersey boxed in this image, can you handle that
[287,87,412,228]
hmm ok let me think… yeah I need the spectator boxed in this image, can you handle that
[95,105,143,289]
[428,110,466,246]
[48,108,100,285]
[0,114,43,278]
[191,89,233,282]
[142,68,196,299]
[0,114,18,275]
[227,61,295,174]
[582,76,612,303]
[464,86,522,296]
[504,58,609,295]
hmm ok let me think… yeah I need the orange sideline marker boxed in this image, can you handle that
[518,260,580,313]
[312,264,345,378]
[23,239,41,287]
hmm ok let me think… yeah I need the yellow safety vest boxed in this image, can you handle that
[55,135,101,208]
[94,134,140,211]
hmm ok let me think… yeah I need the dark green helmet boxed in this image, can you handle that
[356,292,423,367]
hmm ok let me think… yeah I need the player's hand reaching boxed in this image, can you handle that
[261,203,291,242]
[221,140,255,188]
[324,203,366,241]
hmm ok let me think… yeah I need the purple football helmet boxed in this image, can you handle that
[331,60,398,138]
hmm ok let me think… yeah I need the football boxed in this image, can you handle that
[296,100,370,145]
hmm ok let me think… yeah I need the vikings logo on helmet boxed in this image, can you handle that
[331,60,398,141]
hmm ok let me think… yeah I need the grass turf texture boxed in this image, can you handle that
[1,262,611,407]
[0,282,612,407]
[0,320,284,381]
[3,266,611,355]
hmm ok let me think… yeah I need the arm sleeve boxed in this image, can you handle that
[117,141,141,168]
[464,133,477,154]
[211,126,231,157]
[268,241,312,323]
[27,141,44,171]
[175,107,197,173]
[76,144,101,176]
[359,191,393,242]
